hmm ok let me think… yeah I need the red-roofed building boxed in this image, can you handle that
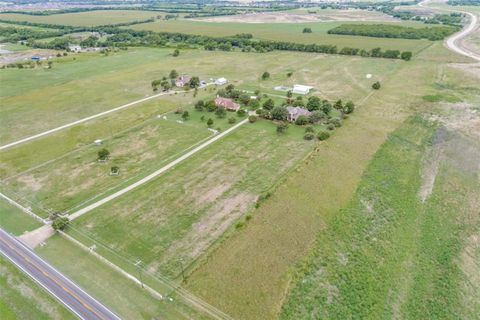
[175,75,191,87]
[215,97,240,111]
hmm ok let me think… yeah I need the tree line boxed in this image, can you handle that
[0,18,413,60]
[328,23,458,41]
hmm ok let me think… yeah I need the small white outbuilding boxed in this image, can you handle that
[292,84,313,95]
[215,77,228,86]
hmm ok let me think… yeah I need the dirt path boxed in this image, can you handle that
[18,225,54,249]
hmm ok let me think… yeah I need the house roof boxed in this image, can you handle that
[215,97,240,110]
[286,106,311,117]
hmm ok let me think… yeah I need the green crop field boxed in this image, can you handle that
[0,10,158,26]
[0,255,76,320]
[130,19,435,52]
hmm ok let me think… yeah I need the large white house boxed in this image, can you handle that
[292,84,313,95]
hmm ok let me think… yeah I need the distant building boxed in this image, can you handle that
[215,77,228,86]
[175,75,192,87]
[286,106,311,122]
[292,84,313,95]
[68,44,82,52]
[215,97,240,111]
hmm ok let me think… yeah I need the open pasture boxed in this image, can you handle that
[69,119,314,279]
[35,234,207,320]
[130,19,435,52]
[1,110,217,216]
[0,10,158,27]
[1,47,402,217]
[185,43,466,319]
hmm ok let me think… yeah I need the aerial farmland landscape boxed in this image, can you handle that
[0,0,479,319]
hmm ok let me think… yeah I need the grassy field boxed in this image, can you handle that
[0,47,400,216]
[130,19,434,52]
[281,115,480,319]
[69,119,314,278]
[0,47,392,144]
[0,199,42,235]
[0,10,158,26]
[185,43,470,319]
[0,255,76,320]
[36,234,208,319]
[1,4,477,316]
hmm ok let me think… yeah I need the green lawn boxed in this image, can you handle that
[0,10,158,26]
[0,199,42,235]
[0,256,76,320]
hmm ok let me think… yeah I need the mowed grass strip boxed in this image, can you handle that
[0,10,158,27]
[186,44,449,319]
[130,19,434,52]
[70,120,314,278]
[0,199,42,235]
[0,255,76,320]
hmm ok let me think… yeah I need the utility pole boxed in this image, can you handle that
[134,260,144,288]
[178,259,185,282]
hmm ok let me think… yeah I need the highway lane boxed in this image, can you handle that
[0,228,121,320]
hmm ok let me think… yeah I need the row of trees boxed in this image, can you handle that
[0,18,413,61]
[0,26,66,42]
[327,24,458,41]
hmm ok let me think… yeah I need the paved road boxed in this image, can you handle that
[0,228,121,320]
[68,117,249,220]
[419,0,480,61]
